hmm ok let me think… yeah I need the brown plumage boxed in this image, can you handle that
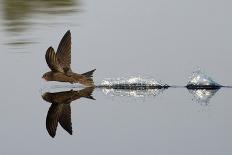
[42,30,96,86]
[42,87,95,138]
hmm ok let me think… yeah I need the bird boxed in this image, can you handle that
[42,87,95,138]
[42,30,96,87]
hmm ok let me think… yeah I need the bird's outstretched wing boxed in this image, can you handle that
[56,30,71,71]
[45,47,64,73]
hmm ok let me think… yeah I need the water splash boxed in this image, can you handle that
[100,76,168,89]
[187,69,220,87]
[99,76,166,98]
[188,89,219,106]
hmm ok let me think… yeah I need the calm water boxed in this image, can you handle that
[0,0,232,154]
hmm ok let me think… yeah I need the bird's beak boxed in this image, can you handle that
[42,76,47,81]
[41,93,47,99]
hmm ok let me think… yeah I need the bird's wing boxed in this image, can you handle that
[59,104,72,135]
[46,103,63,138]
[45,47,64,72]
[56,30,71,71]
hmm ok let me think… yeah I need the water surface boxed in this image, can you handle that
[0,0,232,155]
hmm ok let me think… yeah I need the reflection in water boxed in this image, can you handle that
[42,87,95,138]
[99,77,167,99]
[2,0,78,32]
[100,76,169,89]
[188,89,219,106]
[102,88,165,98]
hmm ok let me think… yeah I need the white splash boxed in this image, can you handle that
[188,69,220,86]
[101,76,164,87]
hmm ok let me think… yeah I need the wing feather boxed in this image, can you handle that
[45,47,63,72]
[56,30,71,70]
[46,104,63,138]
[59,104,72,135]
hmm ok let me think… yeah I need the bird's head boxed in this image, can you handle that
[41,92,52,103]
[42,72,52,81]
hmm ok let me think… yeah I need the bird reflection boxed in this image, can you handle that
[188,89,219,106]
[42,87,95,138]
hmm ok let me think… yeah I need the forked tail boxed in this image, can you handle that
[79,86,96,100]
[75,69,96,86]
[82,69,96,78]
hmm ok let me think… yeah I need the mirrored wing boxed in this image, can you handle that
[46,104,63,138]
[56,30,71,70]
[59,104,72,135]
[45,47,63,72]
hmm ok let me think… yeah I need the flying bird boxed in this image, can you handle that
[42,87,95,138]
[42,30,96,86]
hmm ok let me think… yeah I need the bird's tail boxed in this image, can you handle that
[82,69,96,78]
[73,69,96,87]
[79,87,96,100]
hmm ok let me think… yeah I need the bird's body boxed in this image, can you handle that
[44,70,95,86]
[42,30,95,87]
